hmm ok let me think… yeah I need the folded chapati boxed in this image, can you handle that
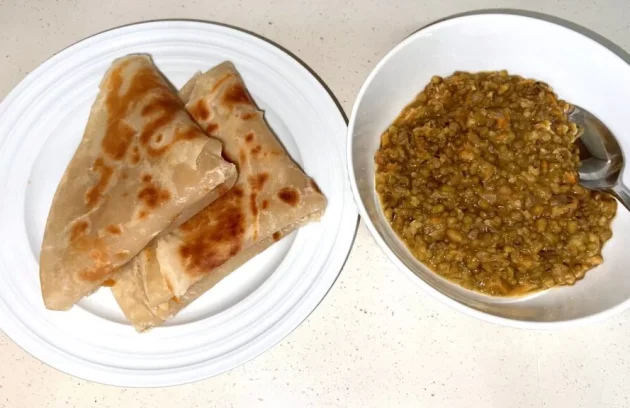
[40,55,237,310]
[112,62,327,330]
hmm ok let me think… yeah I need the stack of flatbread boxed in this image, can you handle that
[40,54,327,331]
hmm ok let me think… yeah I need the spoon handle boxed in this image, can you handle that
[609,183,630,212]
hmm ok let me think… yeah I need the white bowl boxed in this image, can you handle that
[348,13,630,328]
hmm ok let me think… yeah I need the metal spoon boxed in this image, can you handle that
[569,105,630,211]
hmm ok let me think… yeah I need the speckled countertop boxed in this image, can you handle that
[2,1,630,407]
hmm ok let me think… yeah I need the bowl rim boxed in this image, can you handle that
[346,12,630,329]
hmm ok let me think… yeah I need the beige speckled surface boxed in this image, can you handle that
[2,1,630,407]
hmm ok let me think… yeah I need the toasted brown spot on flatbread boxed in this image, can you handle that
[69,220,89,243]
[103,64,175,161]
[129,146,140,165]
[178,186,246,276]
[79,248,113,282]
[106,224,122,235]
[171,296,182,304]
[263,150,283,158]
[233,186,245,198]
[136,82,200,157]
[262,199,269,210]
[190,99,210,121]
[142,174,152,183]
[89,249,103,262]
[241,112,255,120]
[85,158,113,209]
[211,73,234,93]
[239,148,247,166]
[179,186,245,233]
[102,122,136,161]
[115,251,128,261]
[249,173,269,191]
[102,279,117,287]
[138,184,171,208]
[222,83,253,108]
[309,179,322,194]
[251,145,262,156]
[272,231,281,242]
[139,111,176,148]
[278,187,300,207]
[80,264,114,282]
[138,210,148,219]
[101,64,134,160]
[176,127,199,141]
[250,193,259,218]
[245,132,254,143]
[141,98,182,117]
[206,123,219,135]
[121,171,129,180]
[248,173,269,240]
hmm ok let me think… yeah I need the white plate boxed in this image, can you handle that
[0,21,357,386]
[348,13,630,328]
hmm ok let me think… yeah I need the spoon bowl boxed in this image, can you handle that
[571,105,630,210]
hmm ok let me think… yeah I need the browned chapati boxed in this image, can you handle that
[40,55,237,310]
[112,62,327,330]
